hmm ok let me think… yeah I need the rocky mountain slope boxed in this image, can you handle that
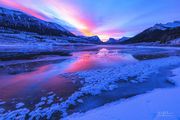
[0,7,74,37]
[122,21,180,44]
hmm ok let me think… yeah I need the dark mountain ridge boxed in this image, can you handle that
[0,7,74,37]
[122,21,180,44]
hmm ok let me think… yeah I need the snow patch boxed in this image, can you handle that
[64,66,180,120]
[41,97,47,101]
[0,102,6,105]
[35,102,45,108]
[0,108,5,114]
[150,21,180,31]
[16,103,25,109]
[168,67,180,86]
[168,38,180,45]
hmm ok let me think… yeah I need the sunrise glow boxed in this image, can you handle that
[0,0,179,41]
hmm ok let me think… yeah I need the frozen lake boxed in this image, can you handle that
[0,45,180,118]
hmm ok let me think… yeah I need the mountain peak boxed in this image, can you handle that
[150,21,180,31]
[121,21,180,44]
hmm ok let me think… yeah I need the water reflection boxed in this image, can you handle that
[0,48,137,101]
[65,48,137,73]
[0,64,77,100]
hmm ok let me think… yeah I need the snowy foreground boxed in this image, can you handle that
[64,68,180,120]
[0,56,180,119]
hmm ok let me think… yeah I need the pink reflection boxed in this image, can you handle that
[64,53,97,73]
[0,65,66,99]
[64,48,136,73]
[0,48,136,100]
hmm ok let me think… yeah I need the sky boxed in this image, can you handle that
[0,0,180,41]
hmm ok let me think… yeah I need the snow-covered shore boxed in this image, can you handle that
[64,67,180,120]
[1,56,180,119]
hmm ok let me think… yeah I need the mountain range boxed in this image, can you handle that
[106,37,130,44]
[0,7,102,44]
[121,21,180,44]
[0,7,179,45]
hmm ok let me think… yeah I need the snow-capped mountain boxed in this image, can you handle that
[119,37,130,42]
[78,36,102,44]
[106,37,130,44]
[106,38,118,44]
[0,7,74,36]
[149,21,180,31]
[122,21,180,44]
